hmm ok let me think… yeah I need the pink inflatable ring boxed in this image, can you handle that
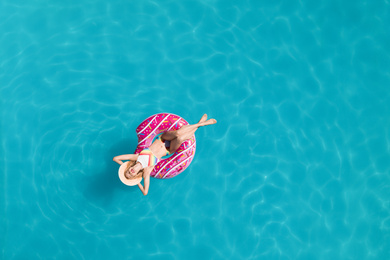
[134,113,196,179]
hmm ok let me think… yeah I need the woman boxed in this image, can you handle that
[113,114,217,195]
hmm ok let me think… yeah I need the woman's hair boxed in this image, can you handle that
[125,160,144,179]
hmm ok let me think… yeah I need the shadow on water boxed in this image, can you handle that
[83,137,139,206]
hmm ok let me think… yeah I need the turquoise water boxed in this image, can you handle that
[1,0,390,259]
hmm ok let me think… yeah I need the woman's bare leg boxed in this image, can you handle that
[160,130,177,141]
[198,114,208,123]
[161,114,208,141]
[168,116,217,152]
[176,118,217,137]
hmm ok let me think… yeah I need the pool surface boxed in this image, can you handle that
[1,0,390,259]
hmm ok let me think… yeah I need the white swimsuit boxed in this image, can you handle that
[136,148,159,168]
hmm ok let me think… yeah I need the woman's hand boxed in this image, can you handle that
[113,154,139,165]
[124,171,131,179]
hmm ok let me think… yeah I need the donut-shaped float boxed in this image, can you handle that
[135,113,196,179]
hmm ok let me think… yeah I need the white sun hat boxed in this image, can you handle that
[118,161,142,186]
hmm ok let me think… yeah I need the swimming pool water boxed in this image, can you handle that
[1,0,390,259]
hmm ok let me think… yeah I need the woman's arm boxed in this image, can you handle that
[137,167,152,195]
[113,154,138,165]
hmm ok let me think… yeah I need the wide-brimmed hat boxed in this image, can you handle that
[118,161,142,186]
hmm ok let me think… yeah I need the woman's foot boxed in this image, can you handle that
[197,118,217,127]
[198,114,208,124]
